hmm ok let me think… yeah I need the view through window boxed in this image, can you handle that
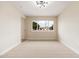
[32,20,54,31]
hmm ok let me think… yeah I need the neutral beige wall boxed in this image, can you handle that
[0,2,22,55]
[24,16,57,40]
[58,2,79,54]
[21,17,26,41]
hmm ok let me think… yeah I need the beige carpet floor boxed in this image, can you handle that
[0,41,79,58]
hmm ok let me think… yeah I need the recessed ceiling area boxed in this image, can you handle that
[14,1,72,16]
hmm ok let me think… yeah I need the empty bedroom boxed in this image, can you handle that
[0,0,79,58]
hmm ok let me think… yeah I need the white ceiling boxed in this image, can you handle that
[14,1,71,16]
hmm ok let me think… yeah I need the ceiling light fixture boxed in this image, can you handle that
[35,1,48,8]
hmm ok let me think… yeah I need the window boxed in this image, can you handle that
[32,20,54,31]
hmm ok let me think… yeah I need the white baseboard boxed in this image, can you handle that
[60,40,79,55]
[26,38,57,41]
[0,42,21,56]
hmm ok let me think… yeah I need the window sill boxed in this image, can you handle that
[31,30,55,32]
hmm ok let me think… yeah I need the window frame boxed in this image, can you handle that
[31,20,55,32]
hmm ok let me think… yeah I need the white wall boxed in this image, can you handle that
[24,16,57,41]
[58,2,79,54]
[0,2,22,55]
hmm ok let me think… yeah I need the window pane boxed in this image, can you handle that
[45,20,49,30]
[38,20,46,30]
[48,21,54,30]
[32,20,54,31]
[32,21,38,30]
